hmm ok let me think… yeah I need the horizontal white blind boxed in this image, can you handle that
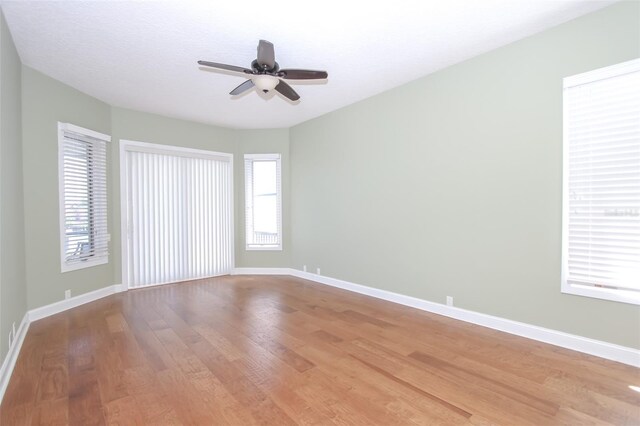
[60,128,109,267]
[126,150,233,288]
[245,154,282,249]
[564,60,640,292]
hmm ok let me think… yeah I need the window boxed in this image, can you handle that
[562,59,640,305]
[58,123,110,272]
[245,154,282,250]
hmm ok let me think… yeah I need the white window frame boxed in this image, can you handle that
[561,59,640,305]
[58,122,111,272]
[244,153,282,251]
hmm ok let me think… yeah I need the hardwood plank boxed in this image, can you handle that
[103,395,145,425]
[350,353,472,419]
[408,350,559,416]
[34,323,68,404]
[152,324,261,425]
[131,390,181,424]
[31,397,69,426]
[296,340,471,425]
[0,275,637,425]
[67,319,106,426]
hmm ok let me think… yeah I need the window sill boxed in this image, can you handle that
[61,257,108,273]
[246,246,283,251]
[562,283,640,306]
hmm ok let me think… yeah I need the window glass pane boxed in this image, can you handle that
[253,160,276,196]
[252,160,277,239]
[64,147,93,260]
[245,155,281,249]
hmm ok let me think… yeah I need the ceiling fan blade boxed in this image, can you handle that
[257,40,275,69]
[275,80,300,101]
[198,60,252,74]
[230,79,255,96]
[279,69,328,80]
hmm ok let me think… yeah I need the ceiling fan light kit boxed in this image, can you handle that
[198,40,328,102]
[252,75,279,92]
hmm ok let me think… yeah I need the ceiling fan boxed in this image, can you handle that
[198,40,328,101]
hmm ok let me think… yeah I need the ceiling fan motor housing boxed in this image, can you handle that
[252,59,279,74]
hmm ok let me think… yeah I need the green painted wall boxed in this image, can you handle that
[289,2,640,348]
[0,11,26,360]
[22,67,113,309]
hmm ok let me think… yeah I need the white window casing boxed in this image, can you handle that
[245,153,282,250]
[58,122,111,272]
[562,59,640,305]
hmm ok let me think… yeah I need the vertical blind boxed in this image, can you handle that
[563,59,640,293]
[245,154,282,249]
[126,149,233,288]
[59,125,109,270]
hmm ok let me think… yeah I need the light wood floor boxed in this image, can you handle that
[1,275,639,425]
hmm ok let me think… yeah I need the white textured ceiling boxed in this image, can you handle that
[1,0,616,129]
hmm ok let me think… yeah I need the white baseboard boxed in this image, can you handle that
[28,284,121,322]
[231,267,292,275]
[0,312,30,402]
[247,267,639,368]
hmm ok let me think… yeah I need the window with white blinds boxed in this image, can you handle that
[562,59,640,305]
[245,154,282,250]
[58,123,110,272]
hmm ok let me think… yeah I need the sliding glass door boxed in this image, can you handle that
[122,142,233,288]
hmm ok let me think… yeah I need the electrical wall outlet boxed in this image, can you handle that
[65,289,71,299]
[316,267,321,275]
[446,296,454,306]
[303,265,307,272]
